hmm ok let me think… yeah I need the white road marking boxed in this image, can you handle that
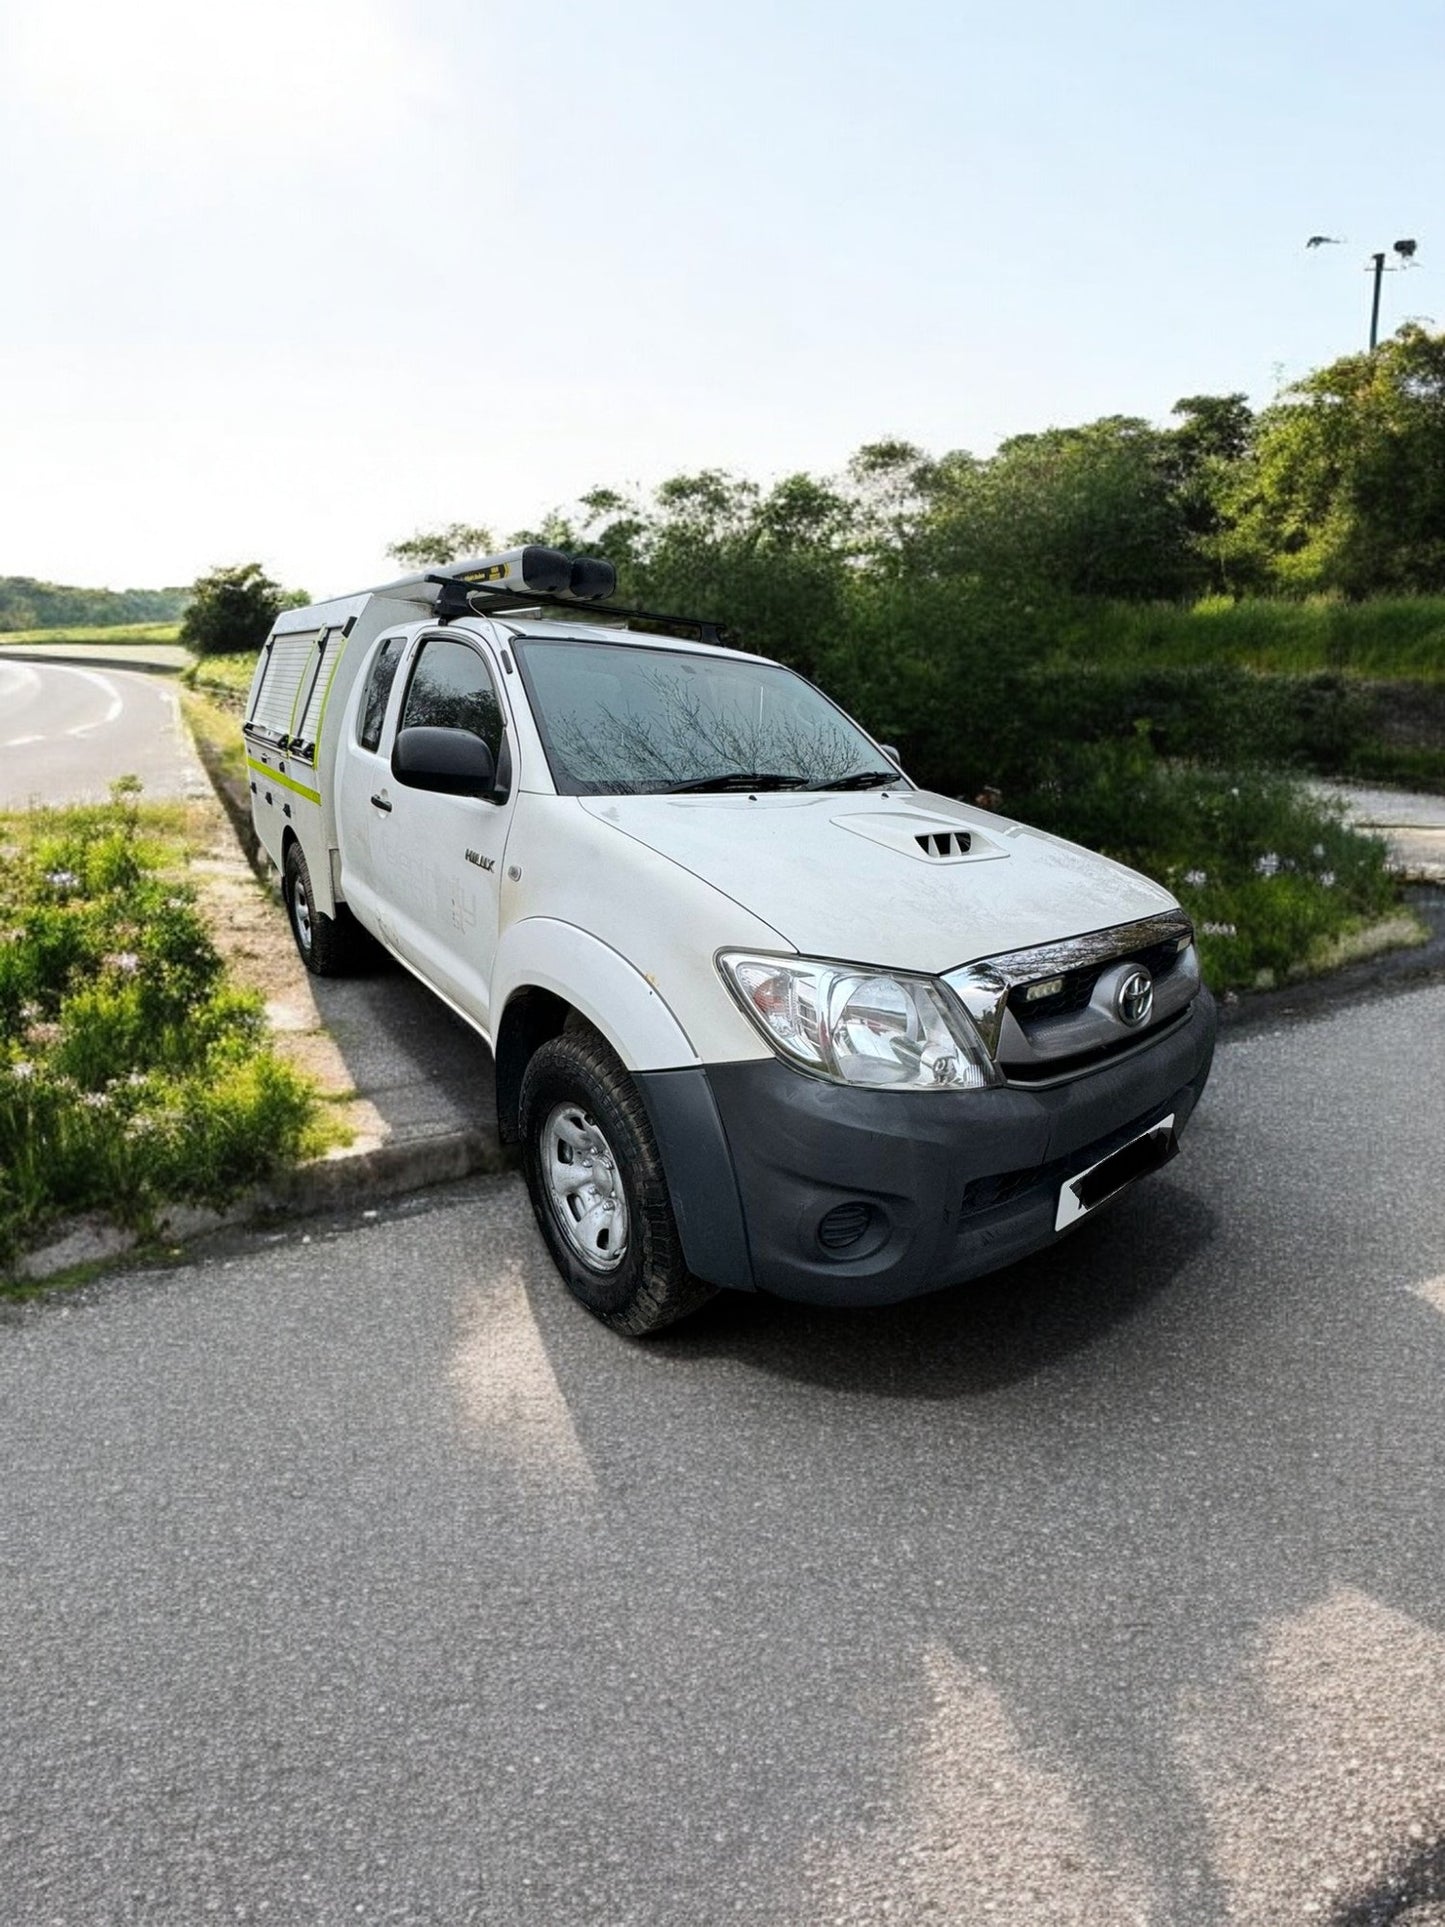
[49,664,125,722]
[0,662,43,711]
[5,733,46,747]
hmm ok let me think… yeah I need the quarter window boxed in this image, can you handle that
[400,637,505,761]
[357,636,408,752]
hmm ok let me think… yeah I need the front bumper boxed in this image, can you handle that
[635,989,1217,1307]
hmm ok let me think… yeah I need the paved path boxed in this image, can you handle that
[1318,781,1445,881]
[3,982,1445,1926]
[0,640,190,672]
[0,658,208,809]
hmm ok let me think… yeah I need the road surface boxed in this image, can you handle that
[3,979,1444,1925]
[0,658,207,809]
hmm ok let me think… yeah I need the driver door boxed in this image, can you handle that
[383,630,515,1031]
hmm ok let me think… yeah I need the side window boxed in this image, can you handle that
[400,636,504,761]
[357,636,408,752]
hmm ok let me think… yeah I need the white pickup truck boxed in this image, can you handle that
[245,548,1215,1333]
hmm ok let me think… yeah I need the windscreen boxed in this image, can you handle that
[514,639,899,796]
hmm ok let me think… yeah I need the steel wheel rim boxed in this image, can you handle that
[292,873,313,952]
[540,1102,630,1272]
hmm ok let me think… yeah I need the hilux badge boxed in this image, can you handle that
[465,849,495,872]
[1115,967,1154,1028]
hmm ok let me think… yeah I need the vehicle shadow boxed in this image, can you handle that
[650,1174,1220,1400]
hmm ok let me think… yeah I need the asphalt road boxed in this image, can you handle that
[3,983,1445,1926]
[0,659,206,808]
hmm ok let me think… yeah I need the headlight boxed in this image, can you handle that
[717,953,1002,1091]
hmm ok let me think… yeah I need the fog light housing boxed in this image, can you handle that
[817,1201,878,1254]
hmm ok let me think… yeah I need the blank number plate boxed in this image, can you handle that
[1055,1114,1177,1232]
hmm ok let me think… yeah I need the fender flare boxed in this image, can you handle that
[491,918,699,1072]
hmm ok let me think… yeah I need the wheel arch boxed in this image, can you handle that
[490,920,701,1141]
[281,821,340,917]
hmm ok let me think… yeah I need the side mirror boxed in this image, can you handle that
[392,725,496,797]
[879,743,902,766]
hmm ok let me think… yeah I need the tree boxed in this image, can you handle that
[1166,394,1257,592]
[180,563,306,657]
[387,523,496,569]
[1228,325,1445,595]
[923,416,1197,600]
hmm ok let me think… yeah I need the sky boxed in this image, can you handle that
[2,0,1443,601]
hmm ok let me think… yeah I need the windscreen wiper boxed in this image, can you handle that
[660,772,809,794]
[806,769,898,791]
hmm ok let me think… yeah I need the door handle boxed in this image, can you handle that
[370,792,393,813]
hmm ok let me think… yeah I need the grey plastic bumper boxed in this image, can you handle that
[636,990,1217,1307]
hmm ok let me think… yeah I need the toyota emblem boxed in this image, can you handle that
[1114,967,1154,1028]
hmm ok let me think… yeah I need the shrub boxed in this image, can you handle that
[1001,736,1397,991]
[180,563,306,659]
[0,794,322,1263]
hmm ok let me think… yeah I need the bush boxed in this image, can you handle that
[0,793,322,1263]
[180,563,306,659]
[1000,736,1397,991]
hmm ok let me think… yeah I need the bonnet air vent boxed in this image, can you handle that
[915,831,971,858]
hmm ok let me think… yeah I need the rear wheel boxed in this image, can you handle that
[283,842,361,977]
[519,1026,717,1335]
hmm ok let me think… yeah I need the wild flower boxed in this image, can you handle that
[1183,868,1208,887]
[1254,852,1281,878]
[10,1060,36,1080]
[44,870,80,893]
[1320,871,1336,888]
[81,1090,110,1110]
[105,951,141,975]
[1202,921,1238,937]
[1313,843,1327,859]
[24,1022,62,1048]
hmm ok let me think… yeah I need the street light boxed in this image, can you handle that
[1306,236,1420,349]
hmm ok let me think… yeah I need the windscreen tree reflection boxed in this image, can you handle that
[517,641,896,796]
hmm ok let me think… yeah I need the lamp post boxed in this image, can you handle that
[1368,239,1418,350]
[1305,236,1419,349]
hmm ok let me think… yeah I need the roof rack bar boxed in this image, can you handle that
[425,575,734,648]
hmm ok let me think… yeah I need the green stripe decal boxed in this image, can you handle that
[246,757,322,805]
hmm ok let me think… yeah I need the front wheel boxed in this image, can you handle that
[518,1027,717,1335]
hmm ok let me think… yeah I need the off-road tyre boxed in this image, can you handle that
[518,1025,718,1336]
[283,841,363,977]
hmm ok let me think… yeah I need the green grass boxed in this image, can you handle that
[1052,595,1445,680]
[180,650,254,704]
[0,787,326,1271]
[179,688,246,787]
[0,620,184,649]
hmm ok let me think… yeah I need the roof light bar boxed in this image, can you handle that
[444,546,575,596]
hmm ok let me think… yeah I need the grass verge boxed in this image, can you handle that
[1054,595,1445,680]
[0,784,331,1275]
[181,650,254,703]
[0,621,183,649]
